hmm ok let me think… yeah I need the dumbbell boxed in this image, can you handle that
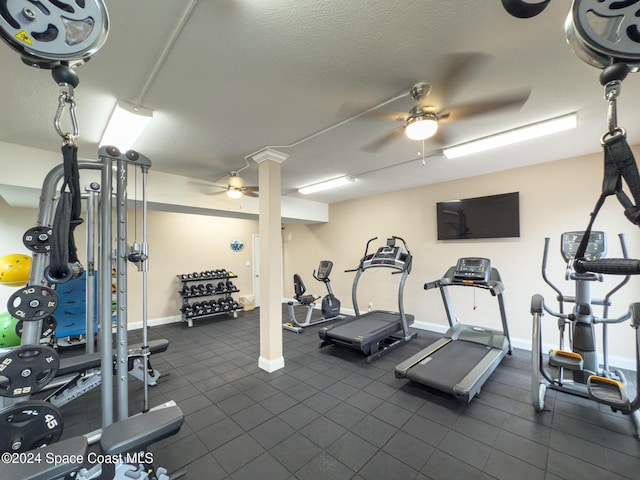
[212,299,222,313]
[225,280,234,291]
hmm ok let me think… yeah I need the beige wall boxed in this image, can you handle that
[2,148,640,366]
[283,150,640,367]
[0,203,259,328]
[130,210,259,323]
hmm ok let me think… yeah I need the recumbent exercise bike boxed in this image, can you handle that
[284,260,344,333]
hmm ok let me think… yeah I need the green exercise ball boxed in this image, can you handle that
[0,311,21,347]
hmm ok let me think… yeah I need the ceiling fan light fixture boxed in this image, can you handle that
[226,187,243,199]
[405,114,438,141]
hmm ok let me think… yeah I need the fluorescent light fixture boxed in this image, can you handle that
[226,188,243,199]
[443,113,577,159]
[298,176,355,195]
[405,115,438,140]
[100,100,153,152]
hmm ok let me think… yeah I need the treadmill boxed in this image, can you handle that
[319,236,417,363]
[395,257,512,403]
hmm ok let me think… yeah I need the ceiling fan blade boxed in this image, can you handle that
[430,52,493,106]
[245,191,259,198]
[361,125,406,153]
[204,190,228,196]
[439,90,530,123]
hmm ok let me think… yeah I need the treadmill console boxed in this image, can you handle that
[560,231,606,262]
[453,257,491,283]
[362,238,409,270]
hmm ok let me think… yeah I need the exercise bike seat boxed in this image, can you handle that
[293,274,319,306]
[100,404,184,455]
[0,436,88,480]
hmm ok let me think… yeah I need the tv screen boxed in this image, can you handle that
[436,192,520,240]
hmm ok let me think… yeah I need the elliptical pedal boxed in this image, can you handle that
[549,349,584,370]
[587,375,630,409]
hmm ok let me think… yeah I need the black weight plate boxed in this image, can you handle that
[0,345,59,397]
[7,286,59,321]
[16,315,57,339]
[0,401,63,453]
[22,226,53,253]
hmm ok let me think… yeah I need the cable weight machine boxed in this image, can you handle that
[0,2,185,478]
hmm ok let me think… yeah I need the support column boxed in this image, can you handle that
[252,148,288,372]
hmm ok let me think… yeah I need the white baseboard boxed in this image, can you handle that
[411,320,636,371]
[128,315,182,331]
[258,356,285,372]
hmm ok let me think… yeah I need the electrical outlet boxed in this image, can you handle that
[368,301,373,312]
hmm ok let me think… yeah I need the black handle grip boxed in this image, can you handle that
[530,294,544,315]
[574,258,640,275]
[424,281,441,290]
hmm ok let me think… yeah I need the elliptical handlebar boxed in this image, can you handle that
[574,258,640,275]
[600,234,631,314]
[541,237,565,305]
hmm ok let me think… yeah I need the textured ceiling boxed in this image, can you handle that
[1,1,639,205]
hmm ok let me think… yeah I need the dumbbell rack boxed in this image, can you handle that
[177,269,242,327]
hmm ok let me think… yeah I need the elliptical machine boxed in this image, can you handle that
[283,260,344,333]
[531,231,640,439]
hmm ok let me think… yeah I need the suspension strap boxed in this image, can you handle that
[49,144,83,280]
[576,65,640,259]
[47,66,84,282]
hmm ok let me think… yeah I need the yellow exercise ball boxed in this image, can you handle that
[0,253,31,287]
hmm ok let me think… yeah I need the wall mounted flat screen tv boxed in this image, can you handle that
[436,192,520,240]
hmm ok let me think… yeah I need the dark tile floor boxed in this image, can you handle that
[58,306,640,480]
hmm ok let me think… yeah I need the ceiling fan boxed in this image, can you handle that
[357,54,531,153]
[223,174,259,199]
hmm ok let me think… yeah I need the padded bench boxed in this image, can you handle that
[0,404,184,480]
[57,338,169,376]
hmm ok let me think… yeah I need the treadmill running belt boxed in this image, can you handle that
[405,340,491,392]
[325,311,401,342]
